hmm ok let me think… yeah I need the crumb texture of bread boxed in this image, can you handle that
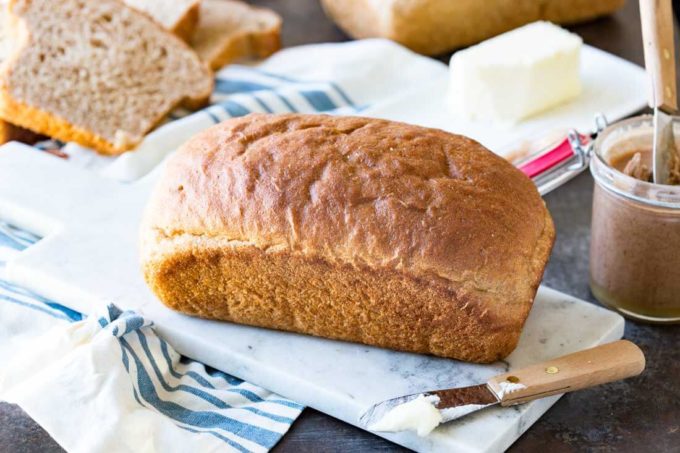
[321,0,624,55]
[191,0,281,70]
[141,113,555,363]
[124,0,200,41]
[0,0,213,155]
[0,2,10,61]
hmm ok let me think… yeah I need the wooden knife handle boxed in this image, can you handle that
[639,0,678,111]
[487,340,645,406]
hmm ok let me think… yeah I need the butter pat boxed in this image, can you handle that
[448,21,582,123]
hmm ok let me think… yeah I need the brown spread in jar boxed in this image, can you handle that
[590,184,680,319]
[589,116,680,322]
[609,148,680,184]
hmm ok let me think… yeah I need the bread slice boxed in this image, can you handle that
[141,113,555,363]
[0,0,213,155]
[124,0,200,42]
[0,1,42,145]
[191,0,281,70]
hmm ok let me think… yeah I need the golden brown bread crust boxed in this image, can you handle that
[0,85,202,155]
[0,89,126,155]
[202,20,282,71]
[542,0,626,24]
[190,0,282,71]
[321,0,625,55]
[141,113,555,363]
[0,119,44,144]
[170,1,200,42]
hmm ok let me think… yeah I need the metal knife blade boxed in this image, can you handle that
[652,107,677,185]
[359,383,500,429]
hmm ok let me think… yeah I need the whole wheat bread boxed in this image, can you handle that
[0,0,213,155]
[124,0,200,42]
[141,113,555,363]
[191,0,281,70]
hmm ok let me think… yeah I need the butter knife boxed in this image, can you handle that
[360,340,645,436]
[640,0,678,184]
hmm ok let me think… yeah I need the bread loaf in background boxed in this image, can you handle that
[140,113,555,363]
[321,0,625,55]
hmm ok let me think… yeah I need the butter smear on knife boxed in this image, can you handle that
[368,394,443,437]
[368,382,528,437]
[496,381,527,398]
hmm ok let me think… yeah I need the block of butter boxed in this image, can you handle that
[448,21,582,123]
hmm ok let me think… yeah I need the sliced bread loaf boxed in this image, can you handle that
[124,0,200,42]
[191,0,281,70]
[0,0,213,155]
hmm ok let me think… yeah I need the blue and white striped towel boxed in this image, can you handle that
[0,39,446,452]
[0,221,303,452]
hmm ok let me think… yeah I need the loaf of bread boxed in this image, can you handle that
[0,0,213,155]
[191,0,282,71]
[124,0,201,42]
[321,0,625,55]
[140,113,555,363]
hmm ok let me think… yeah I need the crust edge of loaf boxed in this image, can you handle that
[0,86,129,155]
[0,118,44,144]
[0,58,212,156]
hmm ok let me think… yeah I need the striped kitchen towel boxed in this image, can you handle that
[0,220,304,453]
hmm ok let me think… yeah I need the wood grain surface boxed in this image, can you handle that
[1,1,679,452]
[639,0,678,110]
[488,341,646,406]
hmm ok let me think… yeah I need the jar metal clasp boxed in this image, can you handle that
[533,114,608,195]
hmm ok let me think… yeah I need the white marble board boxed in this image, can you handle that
[0,143,624,453]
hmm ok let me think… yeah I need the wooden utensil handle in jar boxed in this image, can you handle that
[487,340,645,406]
[639,0,678,111]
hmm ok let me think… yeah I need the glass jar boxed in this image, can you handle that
[589,115,680,323]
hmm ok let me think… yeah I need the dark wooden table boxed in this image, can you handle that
[1,1,679,452]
